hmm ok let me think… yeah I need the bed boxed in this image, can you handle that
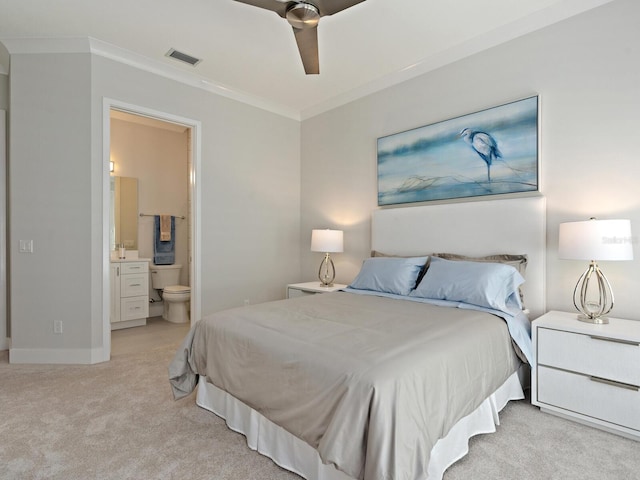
[170,196,546,480]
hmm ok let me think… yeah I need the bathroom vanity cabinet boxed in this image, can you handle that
[110,260,149,330]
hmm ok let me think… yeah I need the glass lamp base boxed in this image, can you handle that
[318,253,336,287]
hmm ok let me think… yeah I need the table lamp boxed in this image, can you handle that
[311,229,344,287]
[558,218,633,324]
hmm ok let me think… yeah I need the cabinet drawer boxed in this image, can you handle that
[537,327,640,386]
[121,274,149,297]
[287,288,315,299]
[121,296,149,322]
[537,365,640,432]
[121,262,149,275]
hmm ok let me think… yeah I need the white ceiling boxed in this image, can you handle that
[0,0,613,119]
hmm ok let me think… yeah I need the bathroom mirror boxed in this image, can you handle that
[110,176,138,251]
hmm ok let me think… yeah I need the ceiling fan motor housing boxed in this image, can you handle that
[286,2,320,29]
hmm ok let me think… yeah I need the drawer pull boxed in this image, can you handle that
[589,335,640,347]
[589,376,639,392]
[130,283,141,287]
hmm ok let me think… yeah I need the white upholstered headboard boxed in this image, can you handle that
[372,196,546,319]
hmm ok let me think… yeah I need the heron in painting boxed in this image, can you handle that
[459,128,502,182]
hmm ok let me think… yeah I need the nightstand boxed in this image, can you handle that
[286,282,347,299]
[532,310,640,440]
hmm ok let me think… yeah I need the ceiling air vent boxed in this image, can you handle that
[165,48,202,67]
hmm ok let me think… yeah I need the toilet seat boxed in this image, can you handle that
[164,285,191,294]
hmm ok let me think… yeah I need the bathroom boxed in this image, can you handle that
[110,109,191,328]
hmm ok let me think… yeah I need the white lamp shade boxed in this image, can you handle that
[311,229,344,253]
[558,219,633,261]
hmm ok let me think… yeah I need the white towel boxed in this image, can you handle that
[160,215,172,242]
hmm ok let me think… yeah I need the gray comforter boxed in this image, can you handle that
[169,291,520,480]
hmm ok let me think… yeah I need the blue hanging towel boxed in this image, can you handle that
[154,215,175,265]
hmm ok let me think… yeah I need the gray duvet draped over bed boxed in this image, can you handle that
[169,291,521,480]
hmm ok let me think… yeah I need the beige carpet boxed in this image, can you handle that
[1,321,638,480]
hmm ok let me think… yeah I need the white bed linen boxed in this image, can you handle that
[196,370,525,480]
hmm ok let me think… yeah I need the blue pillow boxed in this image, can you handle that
[349,256,429,296]
[410,256,524,311]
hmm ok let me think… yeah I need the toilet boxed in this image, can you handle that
[150,264,191,324]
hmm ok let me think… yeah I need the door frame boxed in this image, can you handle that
[102,98,202,359]
[0,110,7,350]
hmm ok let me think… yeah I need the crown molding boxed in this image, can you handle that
[88,38,300,120]
[0,36,300,120]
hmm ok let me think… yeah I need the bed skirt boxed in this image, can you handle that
[195,369,525,480]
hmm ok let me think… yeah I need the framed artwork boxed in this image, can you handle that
[377,96,539,206]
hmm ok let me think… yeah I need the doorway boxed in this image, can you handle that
[102,99,201,360]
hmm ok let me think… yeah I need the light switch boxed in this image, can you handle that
[19,240,34,253]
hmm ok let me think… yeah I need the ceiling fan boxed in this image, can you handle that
[233,0,367,74]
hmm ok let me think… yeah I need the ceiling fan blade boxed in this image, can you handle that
[232,0,288,18]
[315,0,366,17]
[292,25,319,74]
[234,0,367,73]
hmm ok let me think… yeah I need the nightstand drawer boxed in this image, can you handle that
[287,288,315,299]
[537,365,640,432]
[286,282,347,299]
[538,327,640,386]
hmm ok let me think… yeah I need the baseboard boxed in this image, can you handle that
[0,337,9,351]
[9,346,108,364]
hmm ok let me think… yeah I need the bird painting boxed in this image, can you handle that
[459,128,502,182]
[377,96,538,205]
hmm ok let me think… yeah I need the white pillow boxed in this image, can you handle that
[410,256,524,311]
[349,256,429,296]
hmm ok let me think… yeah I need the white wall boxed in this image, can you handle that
[8,52,94,361]
[93,57,302,352]
[300,0,640,321]
[6,47,301,363]
[92,56,302,314]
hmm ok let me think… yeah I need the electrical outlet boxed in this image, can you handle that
[19,240,34,253]
[243,299,250,306]
[53,320,63,334]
